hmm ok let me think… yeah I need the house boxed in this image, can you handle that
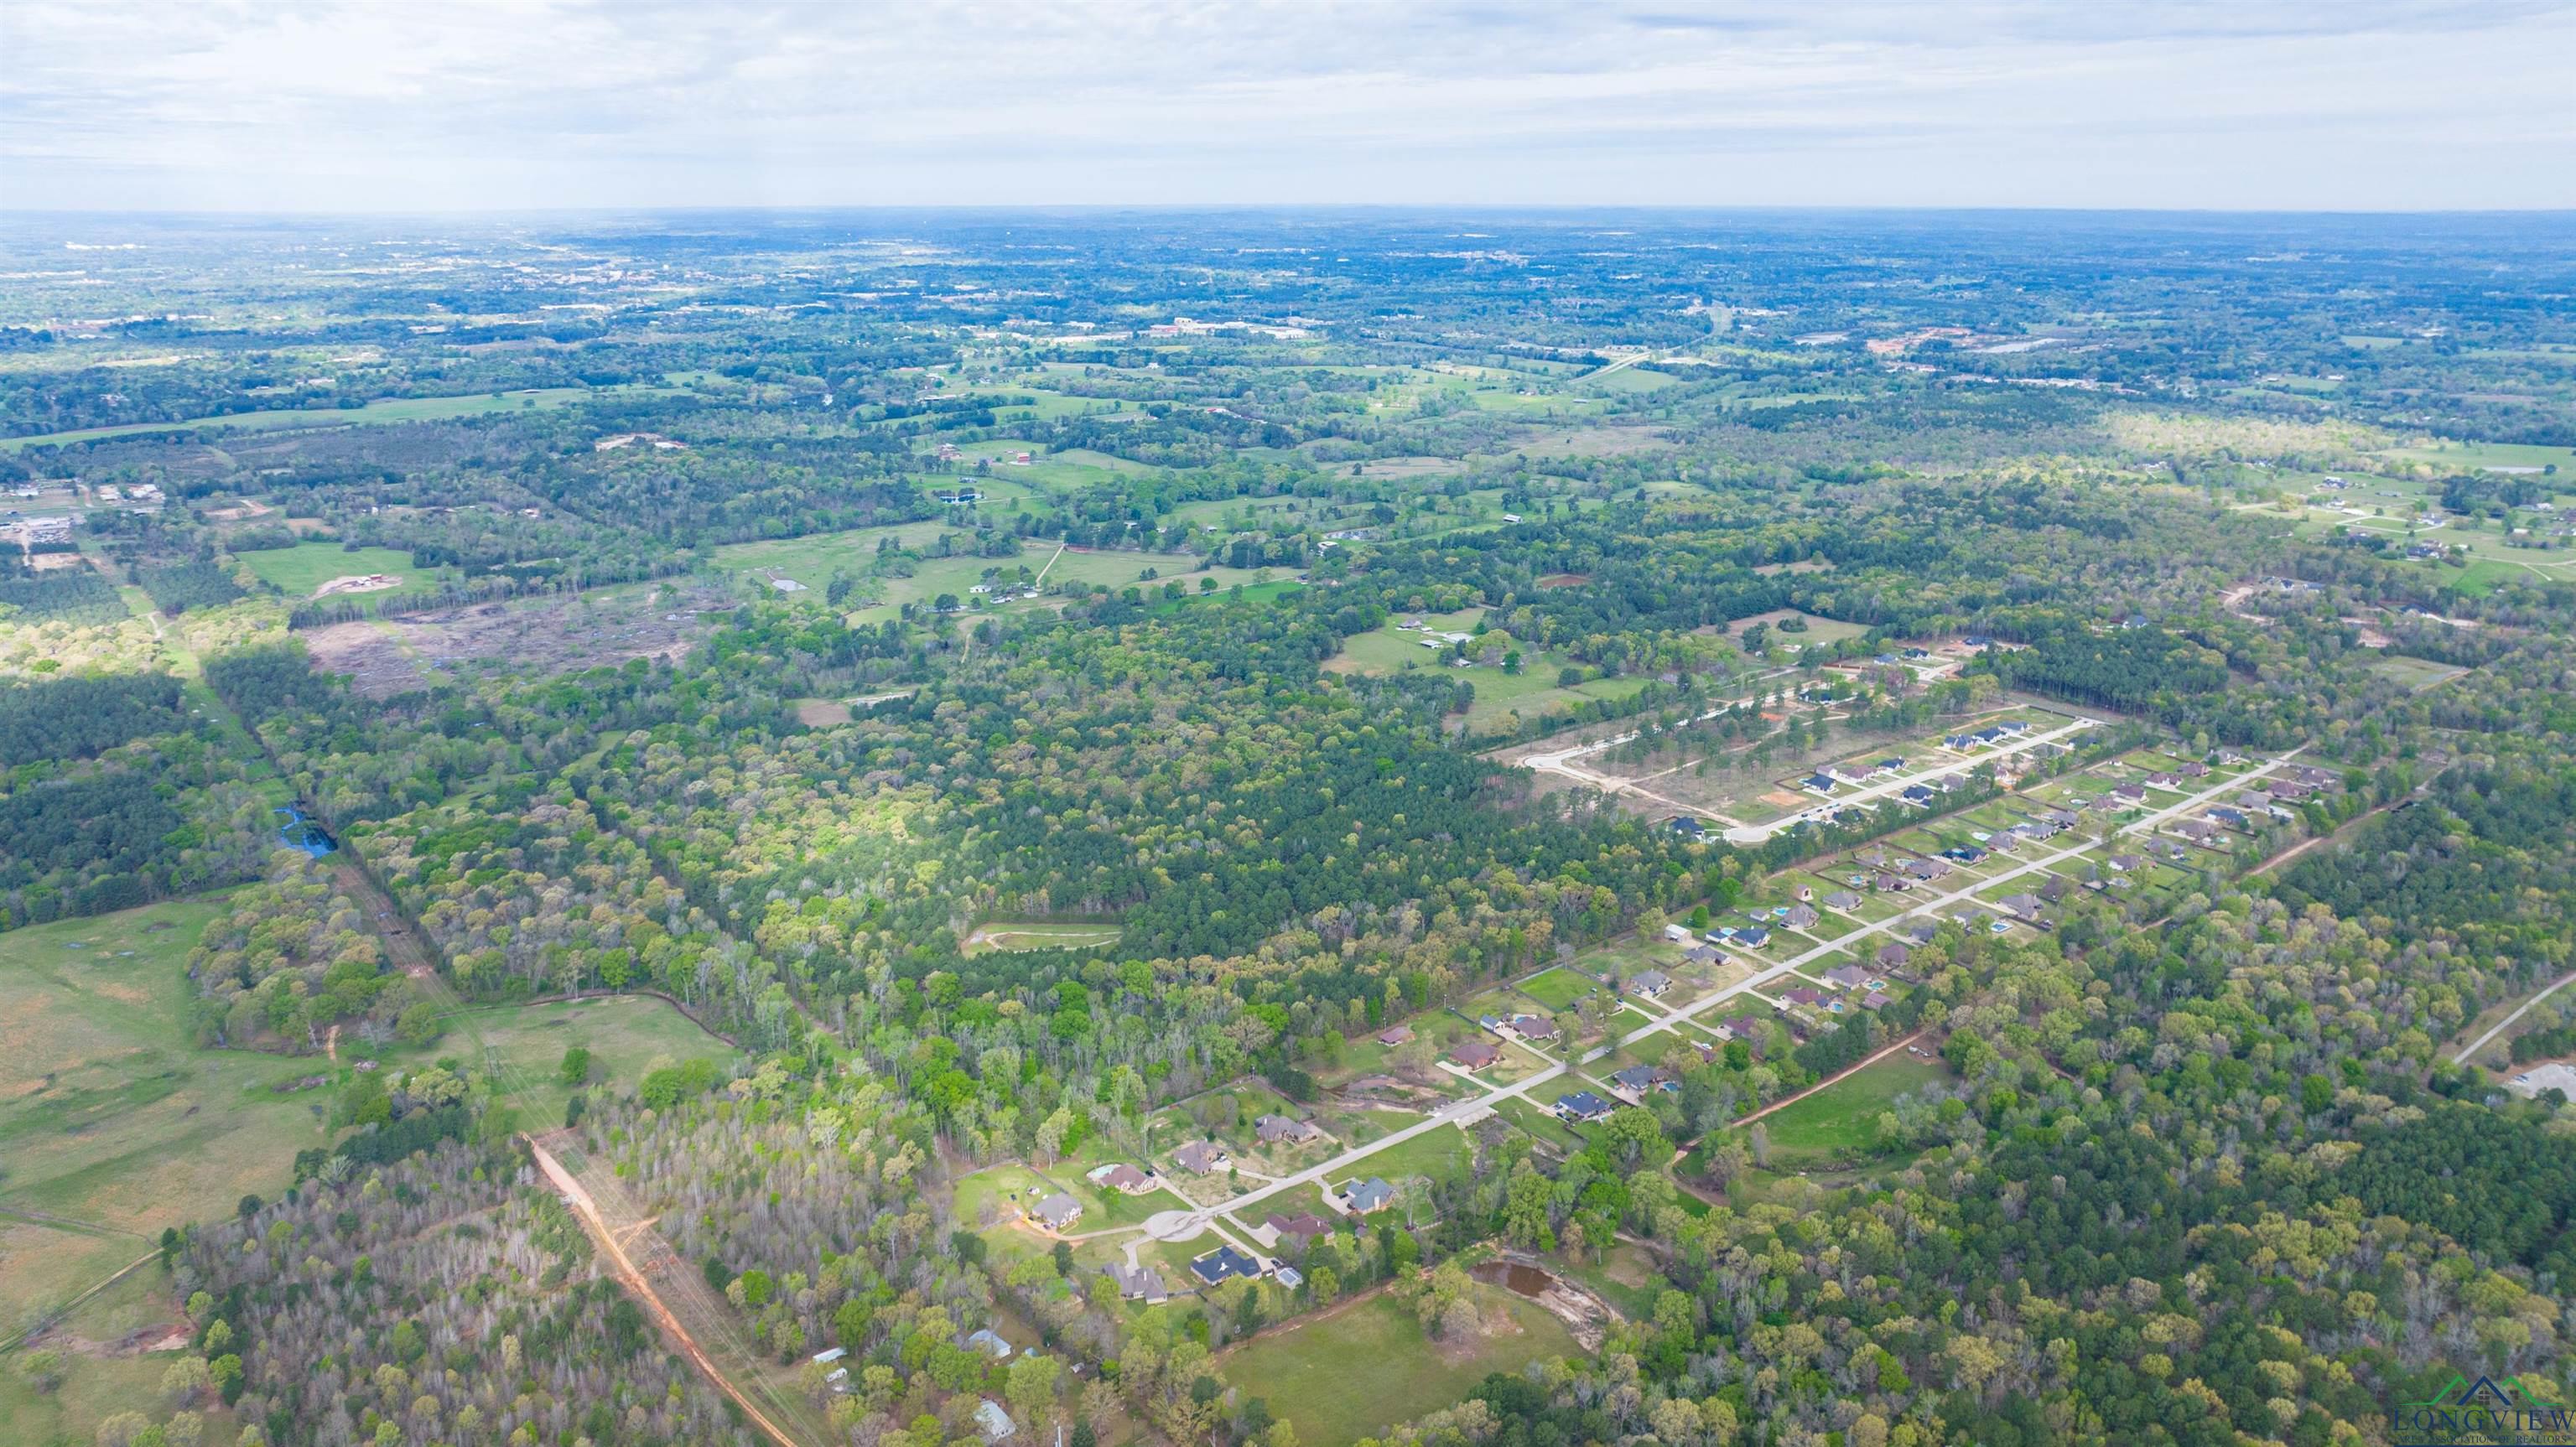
[1171,1140,1231,1175]
[1938,773,1968,792]
[1101,1262,1170,1304]
[1782,988,1830,1009]
[2112,782,2147,802]
[2106,854,2145,873]
[1794,884,1815,902]
[1031,1193,1083,1231]
[1825,889,1863,911]
[1784,905,1820,931]
[1804,774,1839,795]
[1449,1039,1501,1069]
[1821,964,1869,991]
[2172,819,2216,844]
[2286,764,2340,788]
[1828,760,1872,783]
[1902,918,1939,944]
[2038,875,2071,904]
[1874,756,1906,774]
[1267,1211,1334,1245]
[1504,1013,1560,1041]
[1610,1064,1674,1097]
[1859,992,1891,1011]
[2145,771,2181,788]
[2210,806,2250,829]
[1902,785,1937,806]
[2267,780,2314,801]
[1997,893,2044,921]
[1944,733,1979,750]
[1735,926,1771,948]
[1872,872,1910,893]
[1338,1177,1396,1213]
[976,1400,1015,1442]
[1628,968,1674,999]
[1683,944,1724,967]
[1555,1091,1613,1123]
[1377,1024,1415,1046]
[1667,816,1709,841]
[1902,858,1949,881]
[1664,923,1695,942]
[966,1329,1015,1360]
[1255,1114,1323,1147]
[1875,941,1912,972]
[2178,761,2210,778]
[1716,1015,1770,1047]
[1191,1244,1265,1284]
[1088,1163,1155,1194]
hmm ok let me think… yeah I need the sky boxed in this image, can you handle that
[4,0,2573,213]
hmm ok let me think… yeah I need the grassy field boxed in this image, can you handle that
[1,383,686,451]
[0,898,335,1268]
[0,1263,227,1447]
[236,542,434,598]
[1516,967,1600,1012]
[1745,1052,1949,1168]
[1324,612,1650,728]
[374,993,740,1132]
[1222,1283,1578,1446]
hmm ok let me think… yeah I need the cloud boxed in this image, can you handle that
[2,0,2571,210]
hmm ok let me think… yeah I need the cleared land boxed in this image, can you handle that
[236,542,435,598]
[299,579,725,695]
[1742,1052,1948,1168]
[2,383,688,451]
[1222,1282,1578,1446]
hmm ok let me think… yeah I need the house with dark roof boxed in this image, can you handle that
[1031,1194,1083,1231]
[1171,1139,1231,1175]
[1555,1091,1613,1123]
[1782,988,1830,1009]
[2038,875,2071,903]
[1683,944,1723,967]
[1872,871,1910,892]
[2107,854,2145,873]
[1504,1013,1559,1041]
[1377,1024,1414,1046]
[1902,784,1936,806]
[1628,968,1674,999]
[1821,963,1868,990]
[1609,1063,1675,1097]
[1338,1177,1396,1213]
[1783,905,1820,931]
[1876,941,1911,972]
[1860,991,1891,1011]
[1191,1245,1264,1284]
[1824,889,1862,911]
[1716,1015,1769,1047]
[1804,774,1839,794]
[1449,1039,1501,1069]
[1997,893,2044,921]
[1903,918,1939,944]
[1268,1211,1333,1245]
[1735,925,1770,948]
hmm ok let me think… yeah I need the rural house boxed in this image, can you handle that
[1171,1139,1231,1175]
[1030,1194,1083,1231]
[1254,1114,1323,1146]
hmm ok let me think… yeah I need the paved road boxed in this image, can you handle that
[1720,717,2101,844]
[2452,970,2576,1066]
[1139,749,2295,1252]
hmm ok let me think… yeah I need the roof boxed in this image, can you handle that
[1191,1244,1264,1284]
[1089,1162,1150,1191]
[1376,1024,1415,1045]
[1030,1193,1082,1228]
[1101,1262,1168,1299]
[1341,1177,1395,1211]
[1822,964,1867,988]
[1556,1090,1611,1117]
[1256,1113,1321,1142]
[1610,1064,1669,1091]
[1628,968,1672,993]
[1268,1211,1333,1241]
[1449,1039,1500,1066]
[1172,1140,1228,1173]
[966,1329,1014,1358]
[1876,941,1911,967]
[976,1400,1015,1440]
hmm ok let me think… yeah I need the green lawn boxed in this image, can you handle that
[372,993,740,1133]
[1516,967,1599,1012]
[1325,612,1650,728]
[0,1263,235,1447]
[0,898,336,1297]
[1745,1053,1949,1167]
[2,383,686,451]
[1223,1284,1578,1446]
[237,542,434,598]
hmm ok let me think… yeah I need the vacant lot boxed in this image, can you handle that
[963,918,1124,956]
[371,993,738,1133]
[1223,1283,1578,1446]
[1746,1052,1949,1168]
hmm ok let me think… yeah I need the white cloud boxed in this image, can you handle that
[3,0,2571,210]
